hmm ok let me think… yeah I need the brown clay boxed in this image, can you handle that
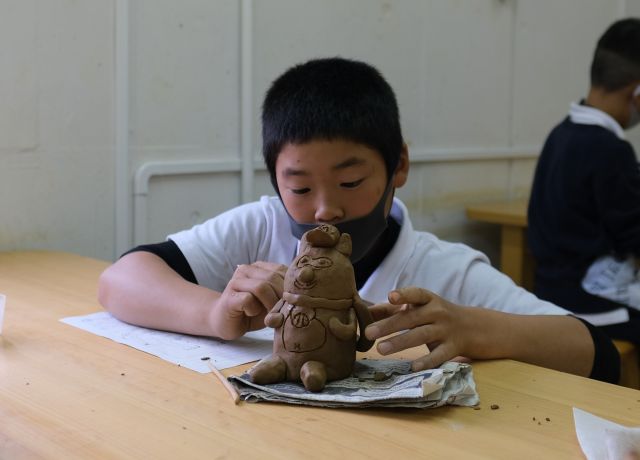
[249,224,375,391]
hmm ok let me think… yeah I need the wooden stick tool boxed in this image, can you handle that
[206,360,240,405]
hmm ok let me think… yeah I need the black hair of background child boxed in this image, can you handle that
[591,17,640,91]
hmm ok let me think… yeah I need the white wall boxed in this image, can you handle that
[0,0,114,258]
[0,0,636,263]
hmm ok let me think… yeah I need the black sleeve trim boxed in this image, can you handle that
[122,240,198,284]
[574,316,621,384]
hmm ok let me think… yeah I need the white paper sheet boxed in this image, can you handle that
[60,311,273,372]
[573,407,640,460]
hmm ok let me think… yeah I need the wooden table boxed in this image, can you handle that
[1,251,639,459]
[465,200,532,289]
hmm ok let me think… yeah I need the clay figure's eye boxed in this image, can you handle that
[311,257,332,269]
[297,255,311,267]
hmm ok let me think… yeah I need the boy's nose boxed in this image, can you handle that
[314,196,344,223]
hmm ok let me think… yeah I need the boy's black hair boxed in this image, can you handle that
[591,18,640,91]
[261,57,404,190]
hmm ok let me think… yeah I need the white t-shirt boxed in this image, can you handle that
[169,196,568,315]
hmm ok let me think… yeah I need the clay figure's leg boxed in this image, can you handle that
[300,361,327,392]
[248,355,287,384]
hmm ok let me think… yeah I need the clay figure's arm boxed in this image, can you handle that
[328,309,357,340]
[353,295,375,352]
[264,299,286,328]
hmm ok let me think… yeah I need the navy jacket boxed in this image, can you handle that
[528,117,640,297]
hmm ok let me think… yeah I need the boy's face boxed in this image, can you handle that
[275,140,405,225]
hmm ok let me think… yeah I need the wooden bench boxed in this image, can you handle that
[614,340,640,389]
[466,200,639,389]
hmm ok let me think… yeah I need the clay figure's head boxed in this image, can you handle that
[285,224,356,300]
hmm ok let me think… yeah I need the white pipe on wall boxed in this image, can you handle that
[133,160,241,246]
[408,145,539,162]
[130,146,539,244]
[125,1,257,248]
[114,0,131,259]
[127,0,543,246]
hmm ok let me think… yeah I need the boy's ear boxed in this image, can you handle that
[392,144,410,188]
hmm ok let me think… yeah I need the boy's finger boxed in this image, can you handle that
[410,344,453,372]
[368,303,403,321]
[229,277,281,311]
[375,325,440,355]
[242,302,266,318]
[249,261,288,277]
[388,287,435,306]
[246,314,269,332]
[237,263,285,282]
[226,290,265,318]
[365,305,435,340]
[235,265,285,299]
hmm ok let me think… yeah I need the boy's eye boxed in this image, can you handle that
[340,179,364,189]
[291,187,311,195]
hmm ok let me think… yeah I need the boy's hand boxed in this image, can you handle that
[364,286,470,372]
[209,261,287,340]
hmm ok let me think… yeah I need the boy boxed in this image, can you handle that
[99,57,619,383]
[528,18,640,344]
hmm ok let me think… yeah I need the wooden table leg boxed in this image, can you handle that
[500,225,526,287]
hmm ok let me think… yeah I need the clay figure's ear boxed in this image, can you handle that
[298,237,311,254]
[336,233,352,257]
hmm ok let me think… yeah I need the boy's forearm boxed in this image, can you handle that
[98,252,219,337]
[463,308,594,377]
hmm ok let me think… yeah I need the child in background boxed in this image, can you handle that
[99,57,619,383]
[528,18,640,344]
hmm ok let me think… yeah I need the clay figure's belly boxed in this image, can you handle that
[281,305,326,353]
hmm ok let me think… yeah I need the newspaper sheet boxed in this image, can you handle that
[229,359,479,409]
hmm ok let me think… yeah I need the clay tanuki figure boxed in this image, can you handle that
[249,224,375,391]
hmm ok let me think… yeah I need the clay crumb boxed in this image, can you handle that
[373,371,389,381]
[533,417,536,421]
[490,404,499,410]
[120,373,125,376]
[546,417,550,422]
[473,406,481,410]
